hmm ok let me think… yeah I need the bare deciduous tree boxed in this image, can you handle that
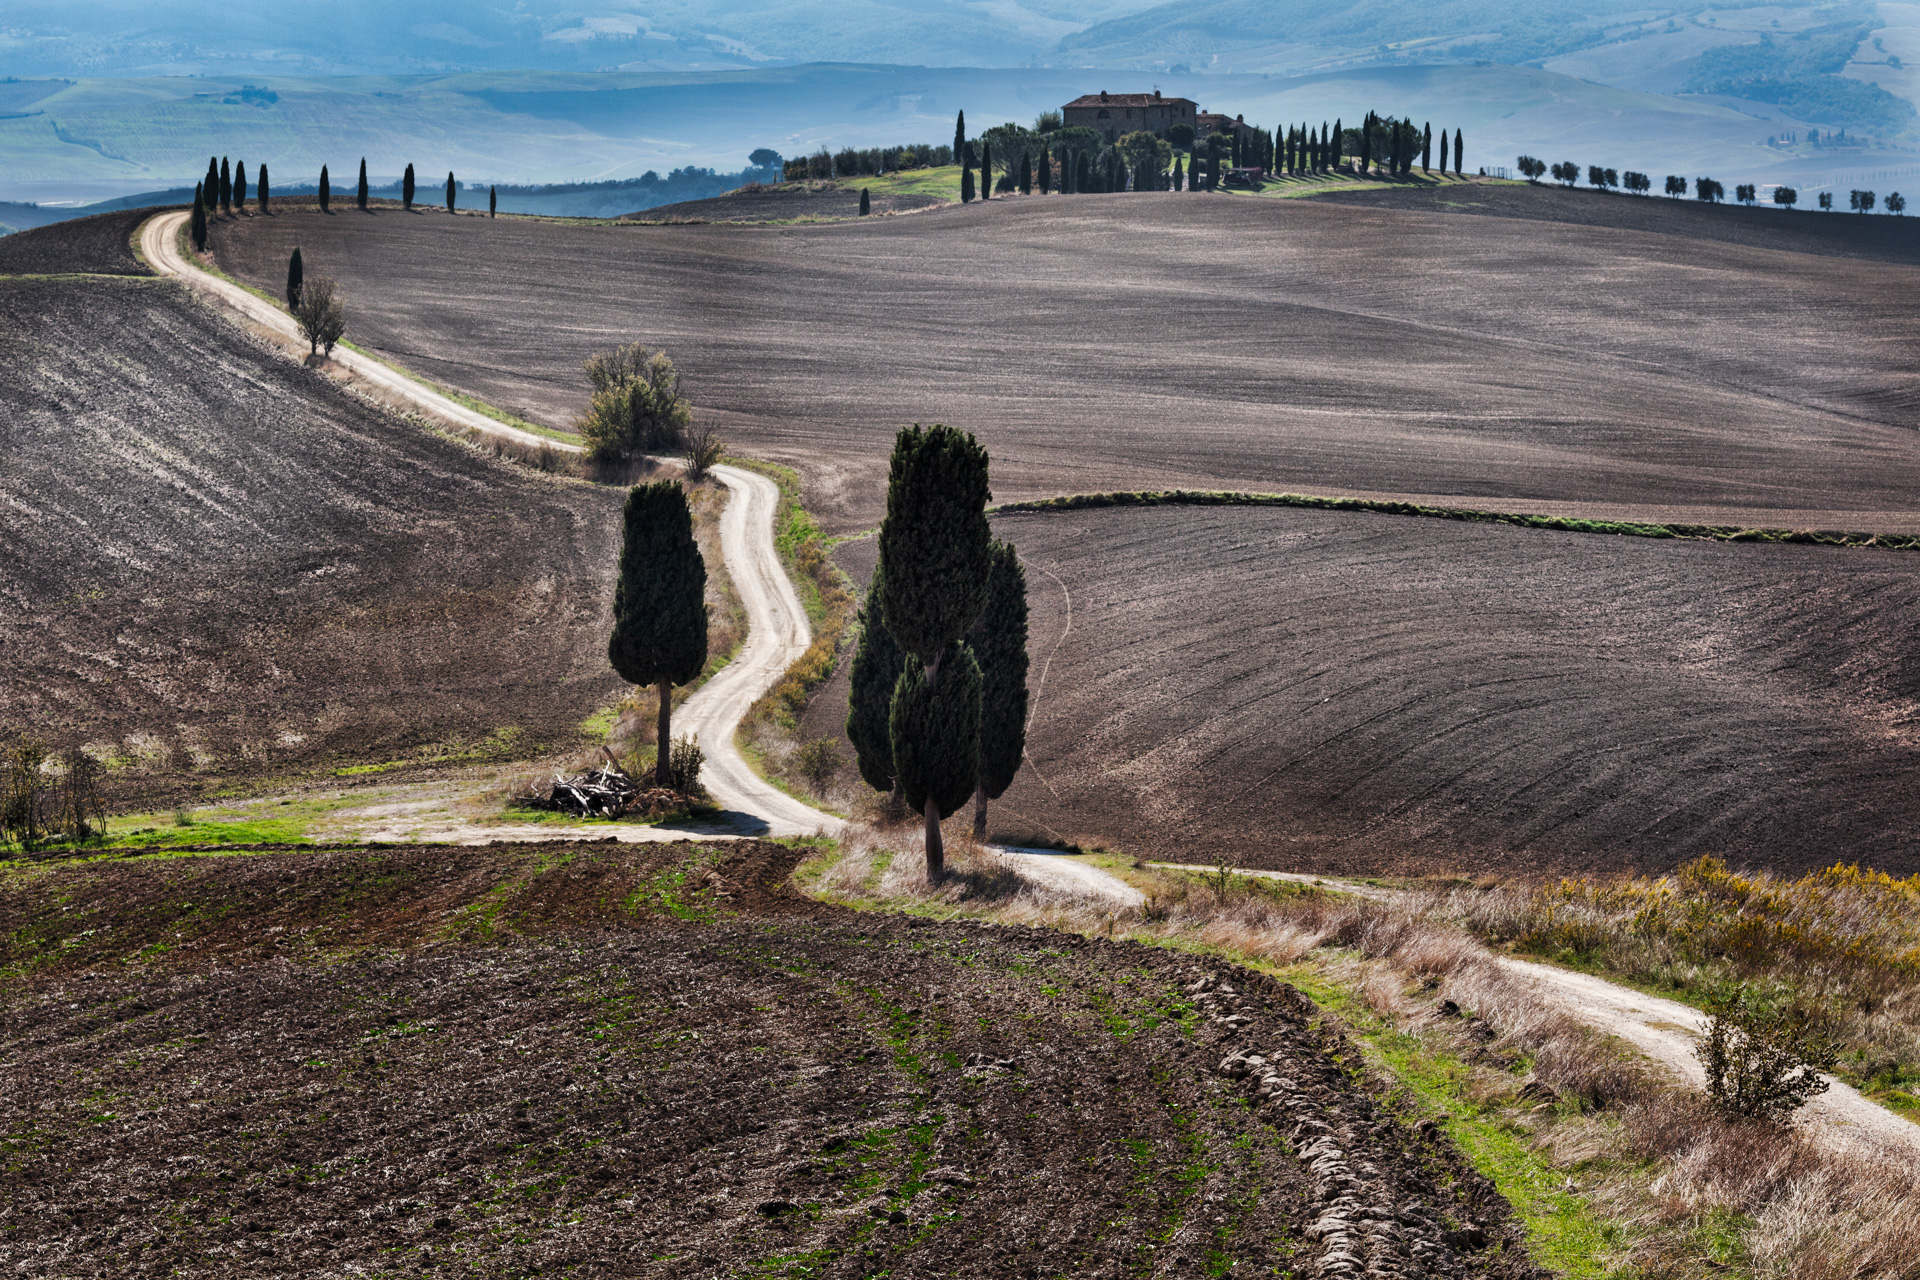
[293,275,346,357]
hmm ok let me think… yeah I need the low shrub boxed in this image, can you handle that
[1698,985,1839,1122]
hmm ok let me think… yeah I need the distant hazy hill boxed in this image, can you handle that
[1054,0,1913,135]
[1053,0,1654,67]
[0,0,1159,76]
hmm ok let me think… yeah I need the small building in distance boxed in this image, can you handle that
[1062,89,1201,143]
[1197,112,1262,142]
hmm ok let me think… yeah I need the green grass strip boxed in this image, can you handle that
[992,489,1920,550]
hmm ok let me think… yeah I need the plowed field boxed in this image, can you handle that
[0,208,154,276]
[0,840,1532,1279]
[0,273,624,804]
[210,189,1920,536]
[824,504,1920,876]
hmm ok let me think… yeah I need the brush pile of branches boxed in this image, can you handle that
[513,757,693,820]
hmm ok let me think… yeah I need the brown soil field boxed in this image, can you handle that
[1309,182,1920,266]
[0,840,1531,1279]
[815,505,1920,877]
[211,189,1920,536]
[623,182,947,223]
[0,208,156,276]
[0,273,625,805]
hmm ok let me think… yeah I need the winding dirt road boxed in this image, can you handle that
[142,210,840,840]
[146,210,1914,1155]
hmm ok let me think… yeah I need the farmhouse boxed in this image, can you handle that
[1197,112,1261,141]
[1062,89,1200,143]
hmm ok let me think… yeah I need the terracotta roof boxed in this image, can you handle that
[1063,92,1198,109]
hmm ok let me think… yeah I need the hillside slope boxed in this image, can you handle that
[821,503,1920,876]
[0,240,624,802]
[212,192,1920,537]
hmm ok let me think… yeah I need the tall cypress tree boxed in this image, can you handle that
[1332,118,1342,169]
[1018,153,1031,195]
[259,165,271,213]
[190,184,208,251]
[961,162,975,203]
[286,246,303,308]
[966,540,1028,840]
[847,562,907,796]
[489,185,497,217]
[859,187,871,215]
[403,163,415,210]
[876,424,992,878]
[1454,128,1464,176]
[1173,156,1184,191]
[219,158,231,212]
[446,171,455,213]
[608,481,709,789]
[206,157,220,212]
[1422,122,1432,173]
[981,140,992,199]
[358,158,369,210]
[318,165,330,212]
[1439,129,1449,176]
[954,110,966,165]
[233,161,247,211]
[1038,149,1051,194]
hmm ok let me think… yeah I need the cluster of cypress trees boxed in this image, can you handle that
[1353,114,1463,178]
[848,426,1030,874]
[191,156,275,244]
[201,155,258,214]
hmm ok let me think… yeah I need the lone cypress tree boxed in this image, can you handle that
[190,184,208,251]
[1454,128,1464,176]
[358,159,369,210]
[318,166,330,212]
[608,481,709,789]
[961,162,975,203]
[981,140,992,199]
[859,187,871,215]
[403,164,415,211]
[954,110,966,164]
[258,165,271,213]
[489,185,497,217]
[446,172,456,213]
[876,424,992,878]
[233,161,247,211]
[966,540,1028,840]
[219,158,231,213]
[847,562,907,796]
[1422,122,1432,173]
[286,246,304,307]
